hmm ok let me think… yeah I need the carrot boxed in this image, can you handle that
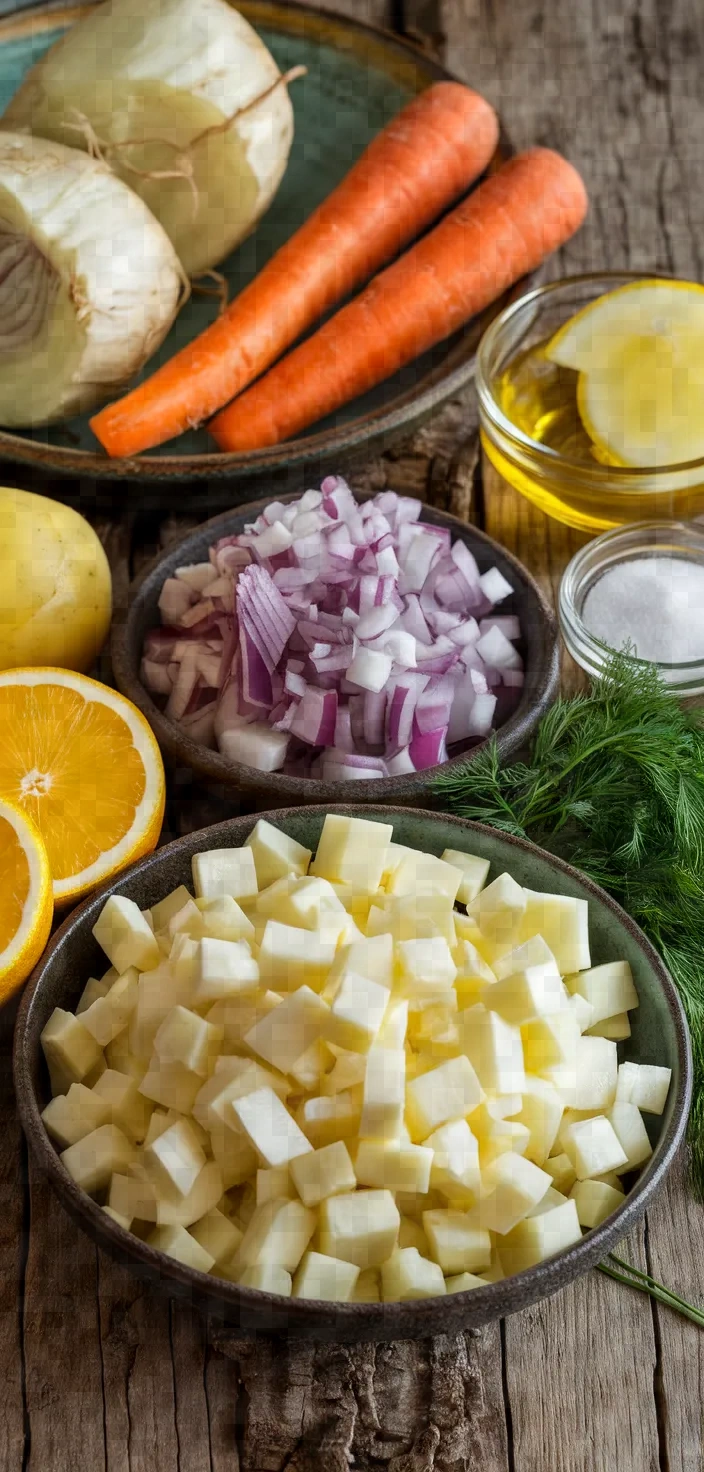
[209,148,588,452]
[90,83,499,458]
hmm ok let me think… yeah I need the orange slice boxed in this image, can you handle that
[0,796,52,1000]
[0,669,165,905]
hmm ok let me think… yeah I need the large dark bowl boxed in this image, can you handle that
[14,806,691,1344]
[111,492,560,810]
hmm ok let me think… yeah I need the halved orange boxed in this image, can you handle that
[0,796,52,1000]
[0,669,165,905]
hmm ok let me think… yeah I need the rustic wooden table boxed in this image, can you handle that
[2,0,703,1467]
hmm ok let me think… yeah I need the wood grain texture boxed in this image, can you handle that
[0,1004,26,1472]
[645,1150,704,1472]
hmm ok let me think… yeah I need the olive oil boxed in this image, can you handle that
[495,337,603,464]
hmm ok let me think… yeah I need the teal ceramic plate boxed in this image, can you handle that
[0,0,526,495]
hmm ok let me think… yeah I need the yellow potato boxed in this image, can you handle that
[0,488,111,672]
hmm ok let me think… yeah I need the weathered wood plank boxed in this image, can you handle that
[645,1151,704,1472]
[0,1003,27,1472]
[96,1254,180,1472]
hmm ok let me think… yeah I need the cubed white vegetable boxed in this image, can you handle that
[236,1198,317,1272]
[569,994,595,1033]
[322,1051,369,1095]
[103,1205,131,1231]
[398,1218,430,1254]
[296,1090,362,1148]
[351,1269,380,1302]
[244,819,311,890]
[163,897,202,943]
[150,885,194,935]
[544,1152,577,1194]
[515,1076,564,1165]
[570,1179,625,1228]
[289,1038,334,1092]
[387,850,463,903]
[293,1250,359,1301]
[460,1006,526,1094]
[258,920,336,993]
[42,1082,110,1148]
[325,934,394,1000]
[92,1069,152,1142]
[425,1119,481,1205]
[521,1010,580,1073]
[232,1087,312,1169]
[255,1165,294,1205]
[485,963,564,1027]
[478,1120,531,1169]
[479,1153,552,1234]
[492,935,559,982]
[244,987,330,1075]
[454,940,497,1010]
[191,848,258,903]
[40,1008,103,1095]
[396,937,457,999]
[569,1036,618,1111]
[381,1247,445,1301]
[93,896,160,975]
[148,1224,215,1274]
[607,1103,653,1170]
[61,1124,134,1196]
[196,895,255,944]
[519,891,591,974]
[238,1264,292,1295]
[128,960,192,1058]
[445,1272,487,1293]
[422,1210,492,1274]
[138,1059,202,1115]
[355,1140,433,1194]
[440,850,490,905]
[190,1207,243,1265]
[325,971,389,1053]
[144,1118,206,1198]
[377,998,409,1050]
[153,1005,221,1077]
[466,873,526,944]
[586,1013,631,1040]
[193,1059,289,1133]
[359,1047,405,1139]
[206,990,281,1053]
[81,968,140,1047]
[108,1168,157,1224]
[525,1185,568,1216]
[319,1189,399,1268]
[616,1062,671,1115]
[499,1199,582,1273]
[562,1116,628,1180]
[193,937,259,1004]
[76,975,111,1016]
[209,1123,258,1190]
[565,960,638,1026]
[311,814,393,893]
[405,1055,483,1142]
[154,1162,224,1228]
[218,721,290,772]
[289,1140,356,1207]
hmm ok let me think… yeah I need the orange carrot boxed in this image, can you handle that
[90,83,499,458]
[210,148,588,452]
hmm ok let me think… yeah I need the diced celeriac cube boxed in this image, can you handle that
[92,1068,153,1142]
[570,1178,625,1227]
[190,1207,243,1264]
[76,975,111,1015]
[396,937,457,999]
[228,1180,256,1231]
[425,1119,481,1206]
[351,1268,380,1302]
[193,937,259,1004]
[445,1272,486,1293]
[61,1124,134,1195]
[163,897,202,943]
[355,1140,433,1193]
[244,819,311,890]
[358,1047,405,1140]
[453,940,497,1011]
[191,847,258,903]
[607,1103,653,1170]
[103,1205,131,1230]
[238,1263,292,1295]
[40,1008,103,1095]
[209,1123,258,1190]
[569,994,595,1033]
[148,1224,215,1273]
[244,987,330,1075]
[143,1108,207,1153]
[566,1036,618,1111]
[319,1189,399,1268]
[196,895,255,944]
[42,1082,110,1148]
[381,1247,445,1301]
[499,1199,582,1273]
[150,886,194,934]
[544,1152,577,1195]
[256,1165,294,1204]
[81,968,140,1047]
[256,875,344,932]
[422,1210,492,1274]
[206,990,281,1052]
[440,850,490,906]
[236,1198,317,1271]
[525,1185,568,1216]
[492,935,559,982]
[154,1161,225,1227]
[377,999,409,1050]
[381,842,411,887]
[231,1087,312,1169]
[139,1059,202,1114]
[144,1118,206,1198]
[367,893,456,947]
[398,1218,430,1254]
[478,1120,531,1169]
[153,1005,221,1076]
[109,1168,157,1222]
[460,1006,525,1094]
[565,960,638,1027]
[520,1009,580,1073]
[616,1062,671,1115]
[405,1055,483,1142]
[485,962,564,1028]
[325,972,389,1053]
[478,1153,552,1234]
[515,1076,564,1165]
[296,1090,362,1148]
[289,1140,356,1207]
[293,1251,359,1301]
[289,1038,334,1092]
[518,891,591,974]
[311,814,393,893]
[467,873,526,945]
[193,1059,289,1134]
[387,850,463,903]
[258,920,336,993]
[93,896,160,975]
[587,1013,631,1040]
[128,961,192,1058]
[324,933,394,999]
[321,1051,368,1095]
[562,1116,628,1180]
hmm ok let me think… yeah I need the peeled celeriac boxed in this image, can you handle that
[3,0,294,277]
[0,133,182,426]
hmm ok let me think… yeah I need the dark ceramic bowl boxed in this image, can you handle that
[111,493,560,810]
[15,806,691,1344]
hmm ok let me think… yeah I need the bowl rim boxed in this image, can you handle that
[476,269,704,482]
[14,803,692,1341]
[110,490,560,801]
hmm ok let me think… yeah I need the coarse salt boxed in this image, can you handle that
[582,556,704,664]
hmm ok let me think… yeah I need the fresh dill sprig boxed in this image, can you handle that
[434,654,704,1195]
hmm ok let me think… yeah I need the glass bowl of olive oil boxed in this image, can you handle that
[476,272,704,532]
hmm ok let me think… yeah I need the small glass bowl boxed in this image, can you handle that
[559,520,704,696]
[476,272,704,532]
